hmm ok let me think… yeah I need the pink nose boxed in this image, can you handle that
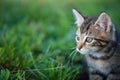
[77,43,84,51]
[78,45,83,50]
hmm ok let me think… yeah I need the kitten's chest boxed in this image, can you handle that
[86,56,112,74]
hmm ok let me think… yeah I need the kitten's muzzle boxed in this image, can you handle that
[77,42,84,51]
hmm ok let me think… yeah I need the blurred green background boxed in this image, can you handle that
[0,0,120,80]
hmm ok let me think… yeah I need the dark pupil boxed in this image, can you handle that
[76,36,80,41]
[86,37,93,43]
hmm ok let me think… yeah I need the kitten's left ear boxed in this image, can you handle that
[95,12,112,32]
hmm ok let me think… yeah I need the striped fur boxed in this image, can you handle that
[73,9,120,80]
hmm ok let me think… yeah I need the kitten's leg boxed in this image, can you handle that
[89,68,104,80]
[107,67,120,80]
[89,73,103,80]
[107,74,120,80]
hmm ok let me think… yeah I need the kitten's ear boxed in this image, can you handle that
[95,12,112,32]
[72,9,84,27]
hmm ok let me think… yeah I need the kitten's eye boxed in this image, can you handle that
[76,36,80,42]
[86,37,93,43]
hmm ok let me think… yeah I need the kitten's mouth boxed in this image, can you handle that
[76,47,88,54]
[76,47,80,52]
[76,47,98,55]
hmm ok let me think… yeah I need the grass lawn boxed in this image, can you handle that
[0,0,120,80]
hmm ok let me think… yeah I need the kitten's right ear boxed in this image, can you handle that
[72,9,84,27]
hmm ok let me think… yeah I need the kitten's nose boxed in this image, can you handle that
[78,45,83,50]
[77,43,84,51]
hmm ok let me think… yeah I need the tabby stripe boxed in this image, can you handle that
[94,38,109,44]
[90,72,106,79]
[92,40,107,47]
[89,41,117,60]
[110,65,120,74]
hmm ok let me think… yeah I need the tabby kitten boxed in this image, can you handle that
[72,9,120,80]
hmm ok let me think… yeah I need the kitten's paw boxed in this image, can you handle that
[90,74,103,80]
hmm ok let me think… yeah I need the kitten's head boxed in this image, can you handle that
[72,9,115,55]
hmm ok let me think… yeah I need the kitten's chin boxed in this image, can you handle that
[76,47,98,55]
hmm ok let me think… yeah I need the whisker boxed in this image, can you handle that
[67,49,76,65]
[71,50,77,64]
[69,49,76,58]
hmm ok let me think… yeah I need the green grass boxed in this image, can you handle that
[0,0,120,80]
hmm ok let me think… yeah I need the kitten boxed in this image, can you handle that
[72,9,120,80]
